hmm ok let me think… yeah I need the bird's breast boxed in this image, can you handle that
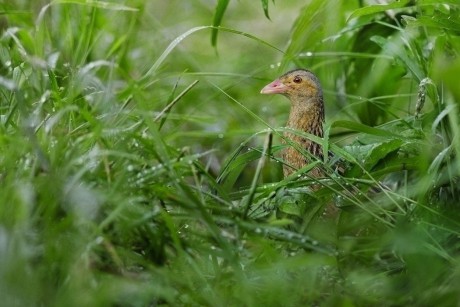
[282,131,323,178]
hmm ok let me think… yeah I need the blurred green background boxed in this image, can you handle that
[1,0,460,306]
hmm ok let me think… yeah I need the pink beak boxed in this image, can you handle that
[260,79,288,94]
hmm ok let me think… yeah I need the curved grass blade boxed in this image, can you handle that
[347,0,411,21]
[243,131,272,219]
[211,0,231,46]
[370,35,424,82]
[49,0,137,11]
[261,0,272,20]
[332,120,401,138]
[37,0,138,27]
[154,80,199,130]
[146,26,282,77]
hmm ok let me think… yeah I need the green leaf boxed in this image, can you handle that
[344,139,404,178]
[370,35,424,82]
[347,0,411,21]
[281,0,327,71]
[332,120,401,138]
[261,0,271,20]
[402,15,460,34]
[278,202,301,217]
[211,0,231,47]
[364,139,403,169]
[218,144,270,191]
[418,0,460,5]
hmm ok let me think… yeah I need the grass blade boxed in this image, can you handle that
[211,0,230,46]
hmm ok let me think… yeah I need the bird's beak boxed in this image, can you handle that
[260,79,288,94]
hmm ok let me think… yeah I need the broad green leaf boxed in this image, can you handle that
[363,139,403,169]
[278,202,301,217]
[330,144,359,164]
[343,139,404,177]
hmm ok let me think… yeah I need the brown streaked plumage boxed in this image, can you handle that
[260,69,325,178]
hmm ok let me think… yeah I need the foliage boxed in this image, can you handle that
[0,0,459,305]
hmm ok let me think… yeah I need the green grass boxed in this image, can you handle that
[1,0,460,306]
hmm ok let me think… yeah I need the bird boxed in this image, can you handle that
[260,69,326,179]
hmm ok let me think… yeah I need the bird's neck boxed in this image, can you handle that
[286,96,324,137]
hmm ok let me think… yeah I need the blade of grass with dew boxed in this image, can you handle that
[155,80,199,130]
[242,131,272,219]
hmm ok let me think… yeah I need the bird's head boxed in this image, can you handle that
[260,69,323,102]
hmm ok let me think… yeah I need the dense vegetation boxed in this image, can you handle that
[1,0,459,305]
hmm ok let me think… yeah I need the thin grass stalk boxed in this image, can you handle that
[243,131,272,219]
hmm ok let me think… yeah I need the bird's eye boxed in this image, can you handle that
[293,76,302,83]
